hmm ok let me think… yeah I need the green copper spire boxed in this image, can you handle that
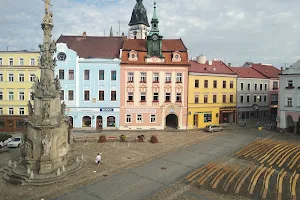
[149,1,159,36]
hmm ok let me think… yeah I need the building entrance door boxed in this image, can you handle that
[7,119,14,132]
[166,114,178,129]
[96,116,103,130]
[193,114,198,128]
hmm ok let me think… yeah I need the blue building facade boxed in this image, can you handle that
[55,35,123,130]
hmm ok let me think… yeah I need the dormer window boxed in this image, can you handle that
[129,50,138,61]
[172,51,181,62]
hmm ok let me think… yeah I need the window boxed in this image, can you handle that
[153,73,159,83]
[151,115,156,123]
[287,97,292,107]
[9,74,14,82]
[137,114,142,123]
[60,90,64,100]
[153,92,159,102]
[99,90,104,101]
[59,70,64,80]
[84,90,90,101]
[194,95,199,103]
[19,108,25,115]
[68,90,74,101]
[128,72,133,82]
[264,84,267,91]
[140,72,146,83]
[176,73,182,83]
[273,81,278,89]
[204,80,208,88]
[30,92,34,100]
[165,93,171,102]
[222,95,226,103]
[9,58,13,65]
[30,74,35,82]
[57,52,67,61]
[240,95,244,104]
[126,115,131,123]
[259,95,262,102]
[213,80,217,88]
[0,58,2,65]
[128,92,133,102]
[254,95,257,103]
[213,95,217,103]
[9,92,14,100]
[204,95,208,103]
[0,108,2,115]
[19,74,24,82]
[176,93,182,102]
[30,58,35,66]
[111,70,116,80]
[241,83,244,90]
[68,70,74,80]
[19,58,24,65]
[0,73,2,81]
[9,108,14,115]
[264,95,267,102]
[204,114,212,122]
[195,80,199,88]
[111,91,116,101]
[260,84,263,91]
[247,95,250,103]
[99,70,104,80]
[254,84,257,90]
[247,83,251,90]
[84,70,90,80]
[19,92,24,100]
[287,80,293,88]
[165,73,171,83]
[0,91,2,100]
[230,81,234,88]
[230,95,233,103]
[223,81,226,88]
[140,92,146,102]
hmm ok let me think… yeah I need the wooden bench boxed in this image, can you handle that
[278,147,299,167]
[277,170,287,200]
[211,167,231,189]
[288,151,300,170]
[249,165,266,195]
[223,168,241,192]
[235,164,256,194]
[291,173,299,200]
[261,167,275,199]
[198,165,221,186]
[185,163,215,183]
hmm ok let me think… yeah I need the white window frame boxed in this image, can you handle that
[19,58,24,66]
[240,94,244,104]
[9,108,14,115]
[126,114,132,123]
[165,73,171,83]
[19,73,25,82]
[153,92,159,102]
[19,91,25,100]
[30,58,35,66]
[84,70,90,80]
[240,82,244,90]
[0,58,2,65]
[136,114,143,123]
[0,91,3,100]
[140,72,146,83]
[287,80,293,88]
[19,108,25,115]
[264,83,268,91]
[128,72,134,82]
[247,83,251,90]
[176,93,182,102]
[8,73,14,82]
[68,69,74,80]
[84,90,90,101]
[0,107,3,115]
[176,73,182,83]
[150,114,156,123]
[287,97,292,107]
[0,73,3,82]
[264,95,267,102]
[260,84,263,91]
[246,94,250,103]
[140,92,146,102]
[165,92,171,102]
[8,91,14,100]
[30,74,35,82]
[128,92,134,102]
[68,90,74,101]
[195,95,199,103]
[9,58,14,66]
[153,72,159,82]
[59,69,64,80]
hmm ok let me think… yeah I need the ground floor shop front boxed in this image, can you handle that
[0,115,25,132]
[119,103,187,130]
[237,106,270,122]
[277,111,300,134]
[66,107,120,130]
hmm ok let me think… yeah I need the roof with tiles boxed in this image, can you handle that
[57,35,124,59]
[121,39,189,65]
[249,63,280,78]
[230,67,267,79]
[189,60,236,75]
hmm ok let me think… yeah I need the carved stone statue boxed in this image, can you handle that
[27,101,33,116]
[43,102,50,121]
[25,142,33,159]
[54,75,61,90]
[61,102,66,116]
[42,134,51,155]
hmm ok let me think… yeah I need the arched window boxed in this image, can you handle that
[82,116,91,127]
[107,116,116,127]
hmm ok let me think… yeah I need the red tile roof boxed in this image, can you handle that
[230,67,267,79]
[122,39,188,52]
[57,35,124,59]
[250,64,280,78]
[189,60,236,75]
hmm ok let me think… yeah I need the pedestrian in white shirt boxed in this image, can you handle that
[95,153,102,166]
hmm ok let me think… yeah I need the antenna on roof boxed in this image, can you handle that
[118,20,121,36]
[250,56,252,62]
[104,30,106,36]
[6,46,8,51]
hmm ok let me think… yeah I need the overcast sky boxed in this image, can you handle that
[1,0,300,68]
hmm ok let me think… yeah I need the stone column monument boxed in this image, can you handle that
[3,0,83,185]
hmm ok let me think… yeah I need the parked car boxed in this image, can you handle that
[7,137,23,148]
[0,134,12,148]
[204,125,223,132]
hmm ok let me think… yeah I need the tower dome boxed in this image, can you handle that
[129,0,150,27]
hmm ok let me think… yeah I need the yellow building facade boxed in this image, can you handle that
[188,60,237,129]
[0,51,40,132]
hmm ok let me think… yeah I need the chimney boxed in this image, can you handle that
[83,31,87,38]
[213,58,217,61]
[121,32,125,37]
[281,67,283,72]
[228,63,231,67]
[208,60,212,65]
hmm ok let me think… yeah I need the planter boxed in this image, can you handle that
[137,135,146,142]
[120,135,127,142]
[150,135,158,143]
[98,135,107,143]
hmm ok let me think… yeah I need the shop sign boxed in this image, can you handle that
[100,108,114,112]
[194,111,212,114]
[126,109,156,114]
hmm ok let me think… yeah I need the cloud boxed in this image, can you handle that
[1,0,300,67]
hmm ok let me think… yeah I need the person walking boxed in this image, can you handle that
[95,153,102,166]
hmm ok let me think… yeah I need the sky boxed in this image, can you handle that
[1,0,300,68]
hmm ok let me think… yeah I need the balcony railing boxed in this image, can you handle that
[272,87,278,90]
[271,101,278,105]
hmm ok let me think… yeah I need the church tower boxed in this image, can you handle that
[128,0,150,39]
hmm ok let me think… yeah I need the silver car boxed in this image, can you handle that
[204,125,223,132]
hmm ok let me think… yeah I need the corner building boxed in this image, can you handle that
[119,2,189,130]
